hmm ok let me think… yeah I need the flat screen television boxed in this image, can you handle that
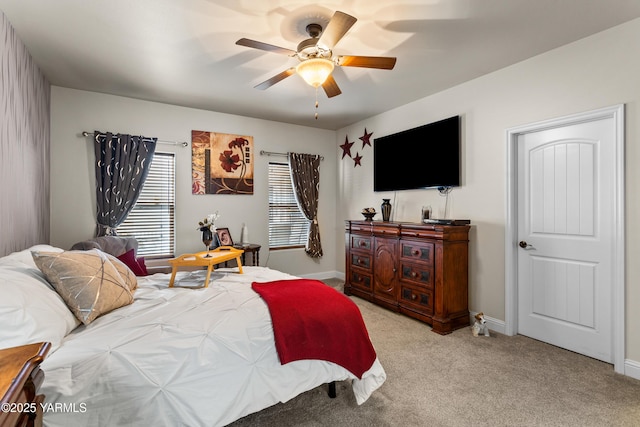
[373,115,460,192]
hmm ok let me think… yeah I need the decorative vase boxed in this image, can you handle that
[241,223,249,244]
[201,227,213,251]
[381,199,392,222]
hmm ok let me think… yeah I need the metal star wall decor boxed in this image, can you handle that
[353,152,362,167]
[341,128,373,168]
[340,135,354,159]
[359,128,373,148]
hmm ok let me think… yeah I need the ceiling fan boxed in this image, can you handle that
[235,11,397,99]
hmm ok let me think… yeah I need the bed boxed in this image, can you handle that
[0,244,386,426]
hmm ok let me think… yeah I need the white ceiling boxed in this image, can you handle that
[2,0,640,130]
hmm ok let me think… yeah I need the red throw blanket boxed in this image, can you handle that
[252,279,377,379]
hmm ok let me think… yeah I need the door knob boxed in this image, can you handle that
[519,241,532,249]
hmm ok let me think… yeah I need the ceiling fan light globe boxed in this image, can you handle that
[296,58,334,87]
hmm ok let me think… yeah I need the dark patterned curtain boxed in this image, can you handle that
[288,153,322,258]
[94,131,156,236]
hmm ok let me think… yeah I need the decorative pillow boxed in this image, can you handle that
[0,246,79,352]
[136,256,149,276]
[117,249,148,277]
[70,236,138,258]
[32,249,137,325]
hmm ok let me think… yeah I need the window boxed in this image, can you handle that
[268,162,308,249]
[117,152,175,258]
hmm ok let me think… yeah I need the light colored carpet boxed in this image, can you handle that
[229,279,640,426]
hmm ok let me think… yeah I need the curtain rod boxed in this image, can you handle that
[259,150,324,161]
[81,131,188,147]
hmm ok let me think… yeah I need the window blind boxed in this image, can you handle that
[117,152,175,258]
[268,162,308,249]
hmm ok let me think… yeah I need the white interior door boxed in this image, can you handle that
[516,117,616,363]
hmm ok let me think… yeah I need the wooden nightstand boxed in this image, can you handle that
[0,342,51,427]
[234,244,261,266]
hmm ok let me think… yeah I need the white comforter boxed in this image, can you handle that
[40,267,386,426]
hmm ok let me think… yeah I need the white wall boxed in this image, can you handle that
[0,12,50,256]
[50,87,338,277]
[336,18,640,366]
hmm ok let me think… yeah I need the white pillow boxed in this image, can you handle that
[0,246,79,352]
[0,244,63,270]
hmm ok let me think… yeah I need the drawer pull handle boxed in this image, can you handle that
[359,241,367,247]
[410,271,418,278]
[411,294,417,300]
[411,249,420,256]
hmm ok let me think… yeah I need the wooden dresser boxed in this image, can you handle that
[345,220,470,334]
[0,342,51,427]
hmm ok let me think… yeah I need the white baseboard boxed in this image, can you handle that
[299,270,344,281]
[625,359,640,380]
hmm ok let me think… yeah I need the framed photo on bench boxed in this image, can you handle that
[216,228,234,246]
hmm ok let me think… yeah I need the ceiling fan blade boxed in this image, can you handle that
[337,55,397,70]
[254,68,296,90]
[236,38,296,56]
[322,75,342,98]
[317,11,357,49]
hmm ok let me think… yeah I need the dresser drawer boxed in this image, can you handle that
[399,241,434,265]
[350,253,372,271]
[350,235,373,252]
[348,270,372,292]
[399,261,433,288]
[399,284,433,314]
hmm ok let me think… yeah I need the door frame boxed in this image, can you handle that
[505,104,625,373]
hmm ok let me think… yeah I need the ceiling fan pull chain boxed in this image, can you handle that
[315,86,319,120]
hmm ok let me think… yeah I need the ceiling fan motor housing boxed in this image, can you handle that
[296,23,332,61]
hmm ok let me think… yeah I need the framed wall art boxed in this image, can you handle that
[192,130,254,194]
